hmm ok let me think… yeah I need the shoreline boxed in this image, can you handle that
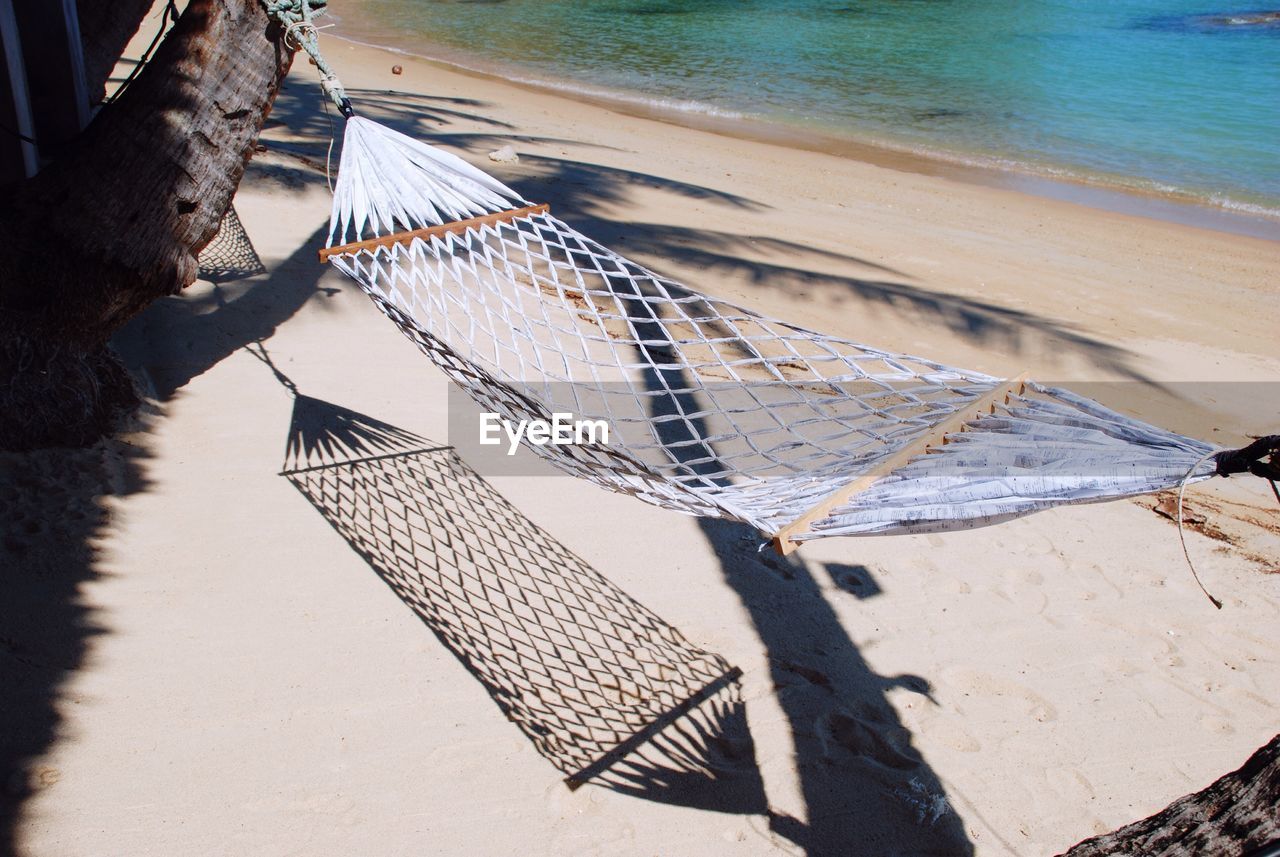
[285,32,1280,442]
[324,27,1280,243]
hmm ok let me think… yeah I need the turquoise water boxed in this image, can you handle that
[337,1,1280,214]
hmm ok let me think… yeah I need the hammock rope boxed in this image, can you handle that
[262,0,352,116]
[257,7,1275,562]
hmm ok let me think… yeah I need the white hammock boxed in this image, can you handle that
[319,117,1217,550]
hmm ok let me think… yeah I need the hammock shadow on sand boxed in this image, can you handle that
[279,392,767,813]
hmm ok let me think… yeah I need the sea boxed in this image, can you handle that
[330,0,1280,225]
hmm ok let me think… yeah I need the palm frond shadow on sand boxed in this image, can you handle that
[278,392,767,814]
[262,81,1152,385]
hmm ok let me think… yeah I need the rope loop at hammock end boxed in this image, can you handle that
[1178,434,1280,612]
[1213,435,1280,480]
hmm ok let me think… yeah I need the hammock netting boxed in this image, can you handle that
[322,117,1216,545]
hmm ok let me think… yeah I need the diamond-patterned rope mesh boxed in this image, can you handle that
[281,394,755,791]
[323,118,1216,542]
[198,205,268,283]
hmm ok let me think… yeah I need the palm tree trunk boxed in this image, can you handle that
[1057,734,1280,856]
[0,0,295,449]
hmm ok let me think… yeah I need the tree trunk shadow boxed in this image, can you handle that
[0,421,150,855]
[623,285,973,855]
[702,517,975,856]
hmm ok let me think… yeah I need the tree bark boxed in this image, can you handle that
[0,0,295,449]
[1057,734,1280,857]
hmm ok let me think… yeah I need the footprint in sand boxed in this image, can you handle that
[1018,568,1045,586]
[926,574,972,597]
[818,710,921,771]
[1031,704,1055,722]
[1046,767,1096,804]
[1220,686,1273,711]
[996,566,1050,613]
[1198,714,1235,735]
[1094,654,1146,679]
[943,667,1059,723]
[772,659,833,692]
[1092,617,1188,673]
[910,711,981,753]
[1064,557,1126,601]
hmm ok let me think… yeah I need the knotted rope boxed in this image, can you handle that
[261,0,354,117]
[1214,435,1280,484]
[1176,436,1280,610]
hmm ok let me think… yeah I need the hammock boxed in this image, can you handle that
[319,117,1227,551]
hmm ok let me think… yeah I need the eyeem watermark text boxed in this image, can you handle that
[479,413,610,456]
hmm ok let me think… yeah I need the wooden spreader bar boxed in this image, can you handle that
[771,373,1030,555]
[317,203,550,263]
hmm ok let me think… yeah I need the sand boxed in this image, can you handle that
[4,23,1280,857]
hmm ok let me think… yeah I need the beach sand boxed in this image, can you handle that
[4,25,1280,857]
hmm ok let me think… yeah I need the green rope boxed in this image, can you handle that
[261,0,354,117]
